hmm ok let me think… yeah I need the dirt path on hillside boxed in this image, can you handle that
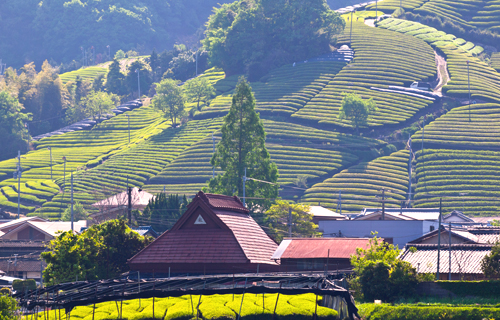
[434,51,450,94]
[364,19,376,27]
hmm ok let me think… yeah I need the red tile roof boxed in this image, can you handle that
[128,192,277,268]
[273,238,372,260]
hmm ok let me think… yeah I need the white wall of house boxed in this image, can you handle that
[319,220,440,247]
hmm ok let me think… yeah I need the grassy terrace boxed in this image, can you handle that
[302,150,410,213]
[31,294,337,320]
[59,66,108,84]
[195,61,347,118]
[491,52,500,72]
[414,149,500,216]
[292,22,436,128]
[146,119,380,196]
[367,0,425,11]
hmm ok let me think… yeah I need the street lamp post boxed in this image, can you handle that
[350,10,354,47]
[62,156,67,191]
[135,69,141,100]
[376,0,378,20]
[467,60,471,122]
[107,45,111,60]
[14,151,22,219]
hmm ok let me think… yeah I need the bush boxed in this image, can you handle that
[359,304,500,320]
[437,281,500,297]
[0,294,18,320]
[12,279,37,292]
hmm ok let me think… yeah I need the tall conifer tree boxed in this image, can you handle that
[207,77,278,210]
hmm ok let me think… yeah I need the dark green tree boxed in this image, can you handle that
[0,91,31,160]
[481,241,500,278]
[207,77,279,210]
[203,0,345,78]
[61,201,88,222]
[0,294,18,320]
[42,219,152,284]
[125,60,152,97]
[92,73,105,92]
[141,194,189,232]
[105,59,125,95]
[149,48,160,82]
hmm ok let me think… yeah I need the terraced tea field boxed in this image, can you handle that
[59,66,108,84]
[292,21,437,128]
[302,150,410,213]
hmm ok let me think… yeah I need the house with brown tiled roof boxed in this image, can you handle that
[128,191,279,275]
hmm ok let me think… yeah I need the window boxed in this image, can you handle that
[430,225,435,231]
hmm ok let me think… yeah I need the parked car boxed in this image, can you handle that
[410,81,431,90]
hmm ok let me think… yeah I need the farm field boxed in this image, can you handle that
[302,150,410,213]
[292,21,437,128]
[30,294,337,320]
[59,66,108,85]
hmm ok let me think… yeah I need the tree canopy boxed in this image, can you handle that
[264,200,320,242]
[42,219,152,285]
[61,201,88,222]
[481,241,500,278]
[140,193,189,232]
[338,92,378,134]
[152,79,186,125]
[184,77,216,111]
[0,91,30,160]
[206,77,279,210]
[203,0,345,78]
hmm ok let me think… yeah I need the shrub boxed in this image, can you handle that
[359,304,500,320]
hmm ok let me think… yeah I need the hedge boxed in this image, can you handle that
[359,303,500,320]
[436,280,500,297]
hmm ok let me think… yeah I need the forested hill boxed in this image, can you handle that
[0,0,356,69]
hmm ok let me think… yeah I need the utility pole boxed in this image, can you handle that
[376,0,378,20]
[381,189,386,220]
[242,168,247,207]
[212,133,215,178]
[107,45,111,60]
[15,151,22,219]
[71,173,74,232]
[26,123,30,151]
[436,198,442,280]
[448,221,452,280]
[135,69,141,100]
[126,114,131,144]
[62,156,67,191]
[408,135,412,206]
[48,147,53,180]
[421,115,426,187]
[350,10,354,47]
[195,49,198,77]
[467,60,471,122]
[288,206,292,238]
[128,186,132,225]
[336,191,342,214]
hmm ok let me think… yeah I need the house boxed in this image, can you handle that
[408,226,500,245]
[308,206,346,224]
[91,187,154,222]
[128,191,279,275]
[400,243,492,280]
[132,226,159,238]
[0,218,87,241]
[318,208,440,247]
[0,256,46,281]
[272,238,372,272]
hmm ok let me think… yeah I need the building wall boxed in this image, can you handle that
[319,220,440,247]
[26,271,41,280]
[2,226,50,241]
[280,258,352,272]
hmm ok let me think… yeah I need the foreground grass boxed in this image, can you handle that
[31,294,337,320]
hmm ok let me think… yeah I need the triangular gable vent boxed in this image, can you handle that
[194,215,206,225]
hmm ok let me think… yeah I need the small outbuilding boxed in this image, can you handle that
[128,191,279,275]
[272,238,373,272]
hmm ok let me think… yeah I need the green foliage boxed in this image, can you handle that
[359,303,500,320]
[79,91,119,121]
[114,50,126,60]
[202,0,345,78]
[184,77,216,111]
[206,78,279,211]
[264,200,320,242]
[106,59,126,95]
[0,90,30,160]
[0,294,18,320]
[437,280,500,297]
[351,235,419,302]
[61,201,88,222]
[42,219,152,285]
[12,279,36,292]
[126,61,152,97]
[338,92,377,134]
[152,79,186,125]
[482,242,500,278]
[141,193,189,232]
[0,288,11,296]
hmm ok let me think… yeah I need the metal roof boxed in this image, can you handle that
[272,238,372,260]
[401,244,493,274]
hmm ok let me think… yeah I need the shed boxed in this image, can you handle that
[128,191,279,275]
[272,238,372,272]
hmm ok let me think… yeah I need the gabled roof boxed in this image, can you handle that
[409,227,479,244]
[400,243,493,274]
[128,191,277,267]
[309,206,345,220]
[272,238,372,260]
[358,208,439,221]
[0,217,47,236]
[91,187,154,207]
[0,220,87,239]
[442,210,474,223]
